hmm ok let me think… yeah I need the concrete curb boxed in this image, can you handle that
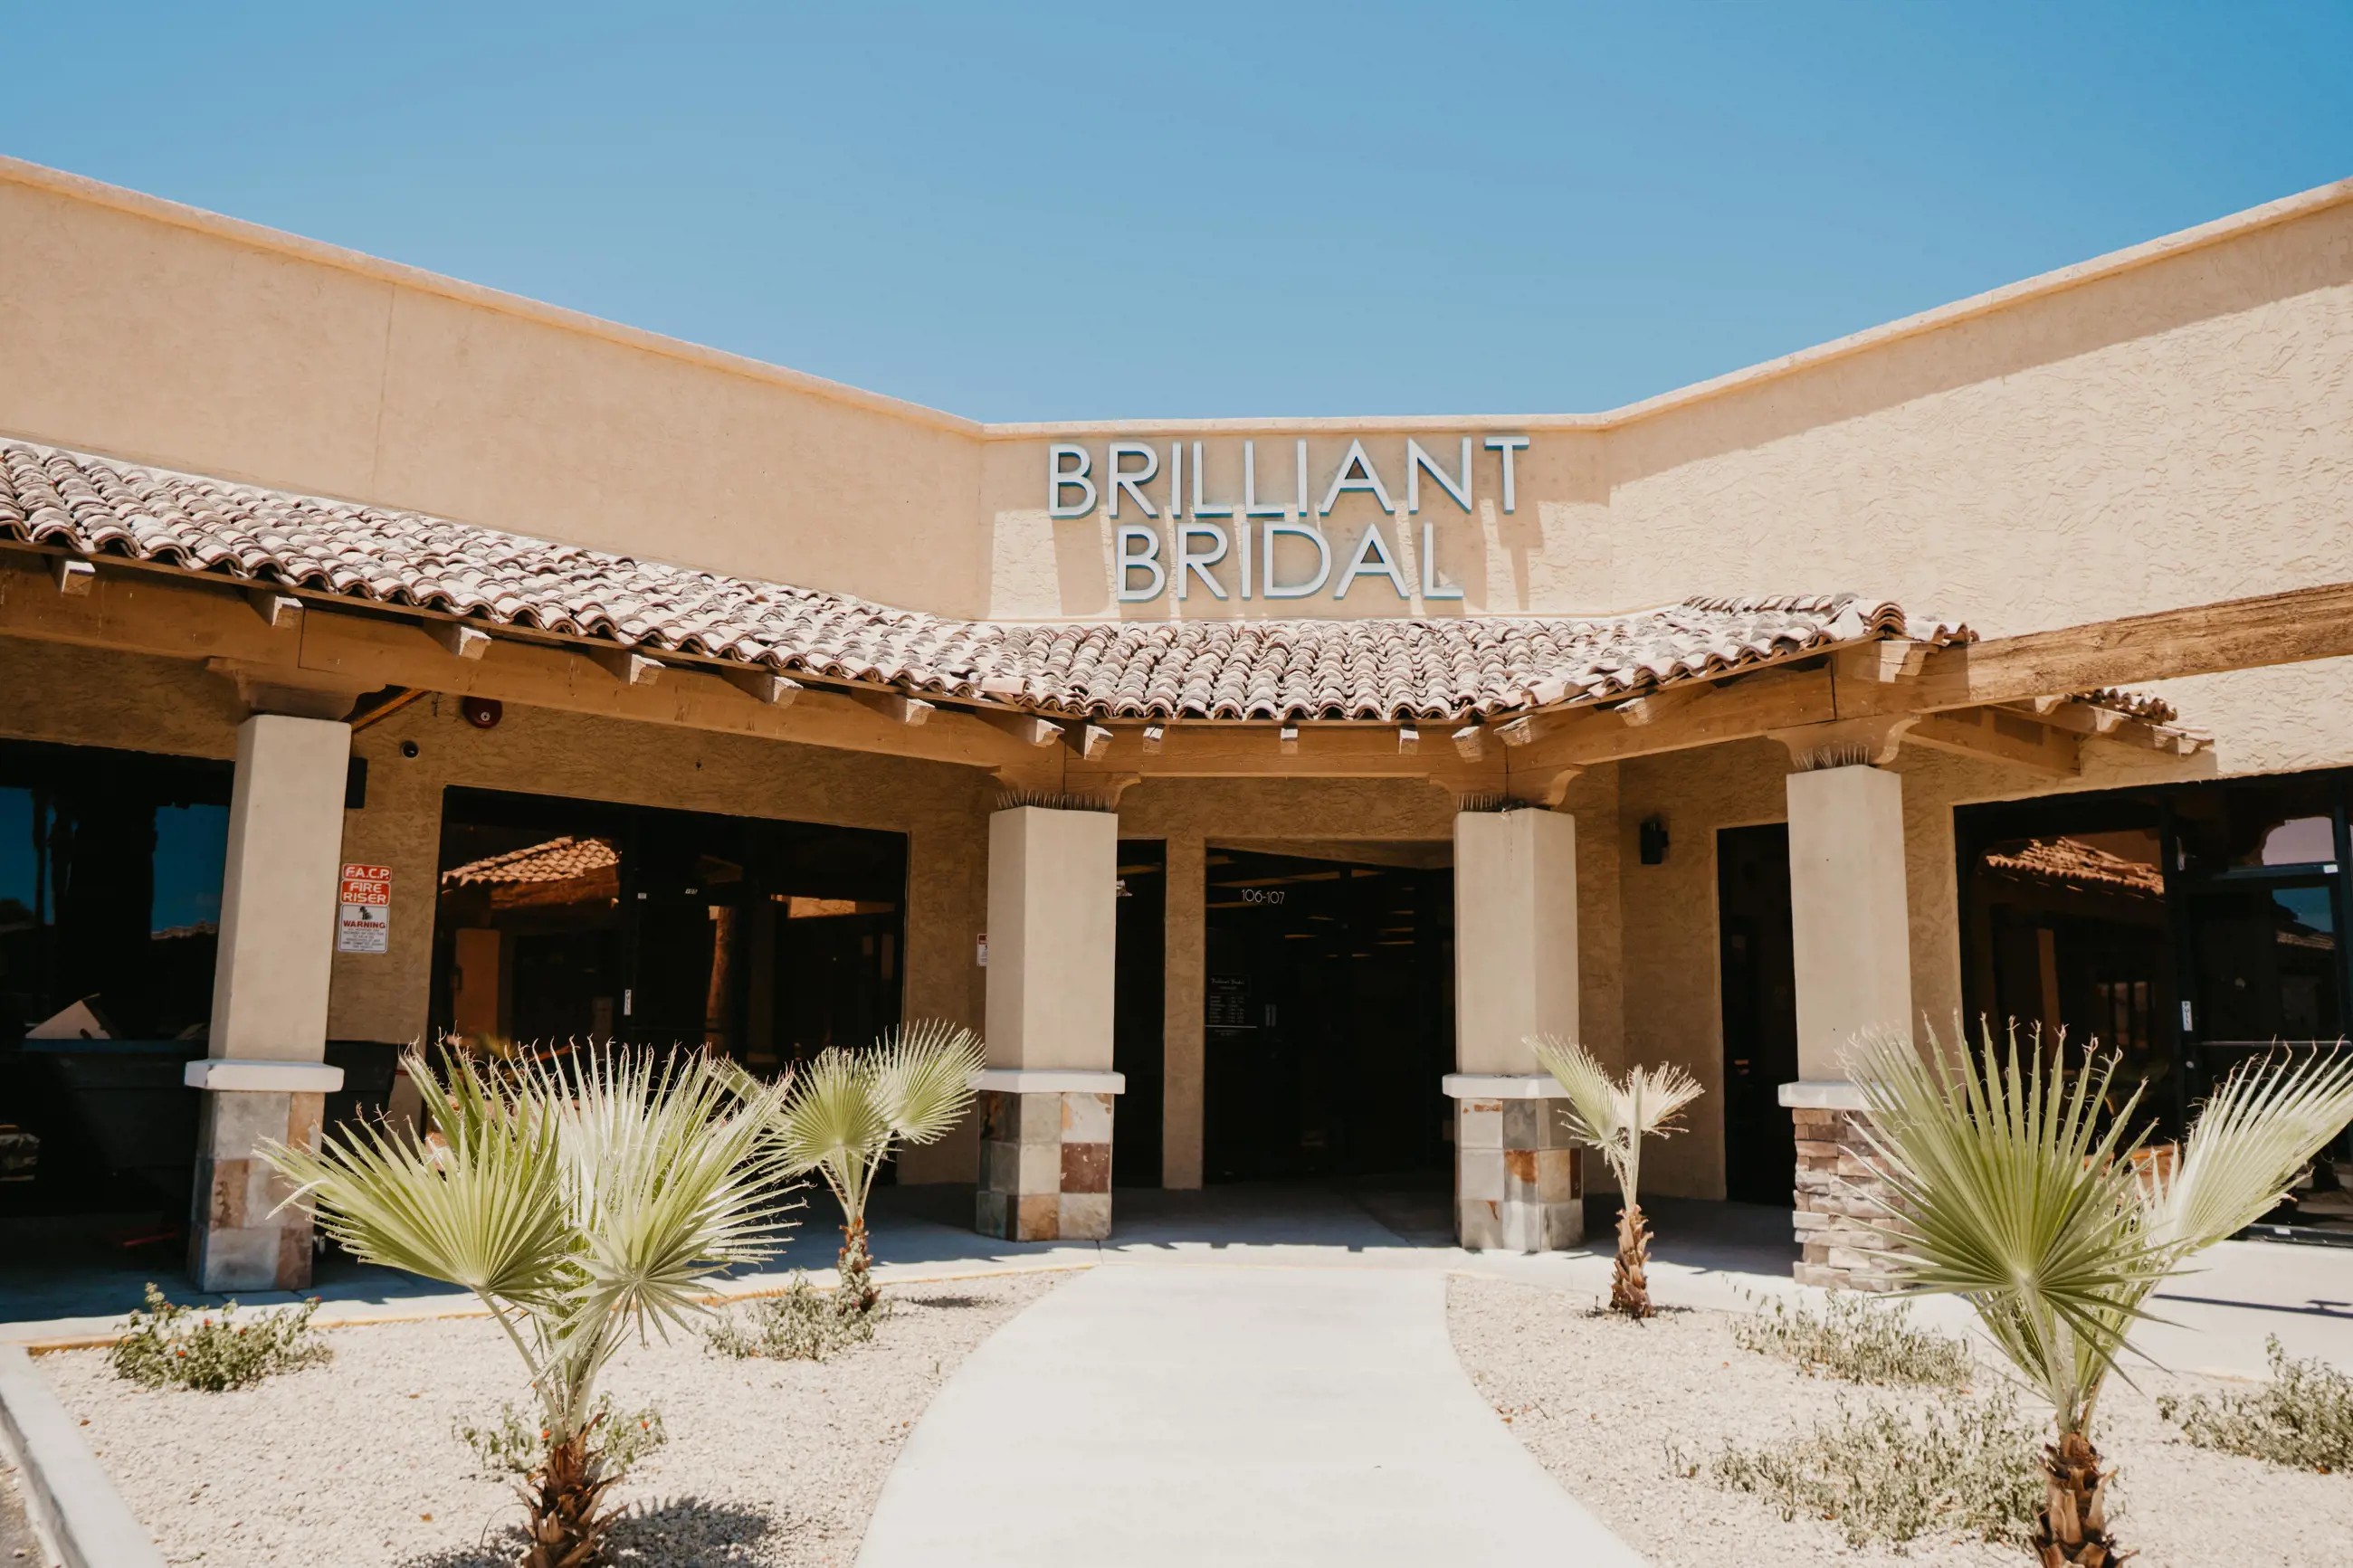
[0,1345,167,1568]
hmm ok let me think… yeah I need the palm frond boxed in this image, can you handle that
[867,1021,984,1145]
[262,1046,575,1308]
[1845,1022,2184,1427]
[1530,1034,1701,1202]
[772,1047,892,1205]
[2144,1044,2353,1254]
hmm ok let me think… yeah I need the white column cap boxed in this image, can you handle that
[1442,1072,1569,1100]
[185,1059,347,1093]
[1777,1079,1867,1110]
[970,1069,1126,1095]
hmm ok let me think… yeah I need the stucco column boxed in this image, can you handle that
[1160,834,1206,1190]
[1779,762,1912,1290]
[186,715,351,1292]
[974,806,1124,1240]
[1443,808,1583,1251]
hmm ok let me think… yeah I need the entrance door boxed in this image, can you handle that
[1201,848,1452,1183]
[1112,842,1167,1188]
[1718,824,1798,1204]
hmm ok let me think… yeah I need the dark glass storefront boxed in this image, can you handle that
[1201,847,1453,1183]
[433,788,907,1072]
[1958,769,2353,1240]
[0,739,233,1218]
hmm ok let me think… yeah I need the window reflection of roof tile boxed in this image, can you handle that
[441,835,621,889]
[1984,838,2166,898]
[0,439,1978,723]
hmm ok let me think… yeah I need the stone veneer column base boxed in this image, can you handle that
[973,1069,1124,1242]
[187,1091,322,1292]
[1443,1074,1583,1251]
[1781,1080,1901,1291]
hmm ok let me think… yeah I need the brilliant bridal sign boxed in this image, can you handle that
[1044,434,1529,604]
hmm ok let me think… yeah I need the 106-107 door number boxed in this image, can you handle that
[1240,888,1286,905]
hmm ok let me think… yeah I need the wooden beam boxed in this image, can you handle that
[0,555,1038,772]
[1062,721,1497,784]
[1069,722,1112,760]
[588,646,662,686]
[1901,709,2082,776]
[1895,580,2353,712]
[1141,723,1166,755]
[2010,698,2126,737]
[1396,723,1419,755]
[1278,724,1300,755]
[52,556,94,596]
[1613,686,1704,727]
[1508,666,1837,773]
[1453,725,1486,761]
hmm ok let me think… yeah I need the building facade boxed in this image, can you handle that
[2,156,2350,1290]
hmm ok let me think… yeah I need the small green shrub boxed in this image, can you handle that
[2158,1335,2353,1473]
[457,1395,666,1478]
[107,1283,329,1392]
[1731,1289,1974,1388]
[1681,1390,2043,1551]
[704,1272,883,1363]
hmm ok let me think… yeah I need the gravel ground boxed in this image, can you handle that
[1,1450,50,1566]
[40,1271,1062,1568]
[1448,1273,2353,1568]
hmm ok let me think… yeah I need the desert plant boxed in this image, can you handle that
[107,1284,328,1391]
[1530,1035,1703,1317]
[260,1044,797,1568]
[2157,1334,2353,1473]
[1692,1388,2043,1550]
[1732,1288,1973,1388]
[769,1022,983,1316]
[704,1272,882,1363]
[459,1395,667,1478]
[1845,1022,2353,1564]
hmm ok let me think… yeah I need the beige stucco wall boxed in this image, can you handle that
[6,156,2348,692]
[0,165,989,616]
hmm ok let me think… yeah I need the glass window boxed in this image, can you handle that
[2192,883,2340,1044]
[2174,774,2341,872]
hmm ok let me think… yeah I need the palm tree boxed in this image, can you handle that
[770,1021,983,1315]
[1845,1022,2353,1566]
[1531,1035,1704,1318]
[260,1045,797,1568]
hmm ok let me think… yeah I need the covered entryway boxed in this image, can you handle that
[1200,847,1453,1184]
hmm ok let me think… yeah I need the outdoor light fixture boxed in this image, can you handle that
[1639,815,1670,865]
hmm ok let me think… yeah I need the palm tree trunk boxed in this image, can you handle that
[838,1216,879,1316]
[519,1429,621,1568]
[1610,1202,1653,1318]
[2034,1428,2119,1566]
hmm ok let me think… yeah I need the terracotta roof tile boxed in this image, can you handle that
[0,438,1970,723]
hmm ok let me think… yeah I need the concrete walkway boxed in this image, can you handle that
[854,1261,1646,1568]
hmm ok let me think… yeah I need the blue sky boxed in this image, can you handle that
[4,3,2347,422]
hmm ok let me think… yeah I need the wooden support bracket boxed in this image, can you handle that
[433,621,492,661]
[248,590,304,628]
[51,556,94,596]
[975,708,1057,745]
[848,689,932,725]
[1452,724,1486,761]
[720,666,803,706]
[588,646,662,686]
